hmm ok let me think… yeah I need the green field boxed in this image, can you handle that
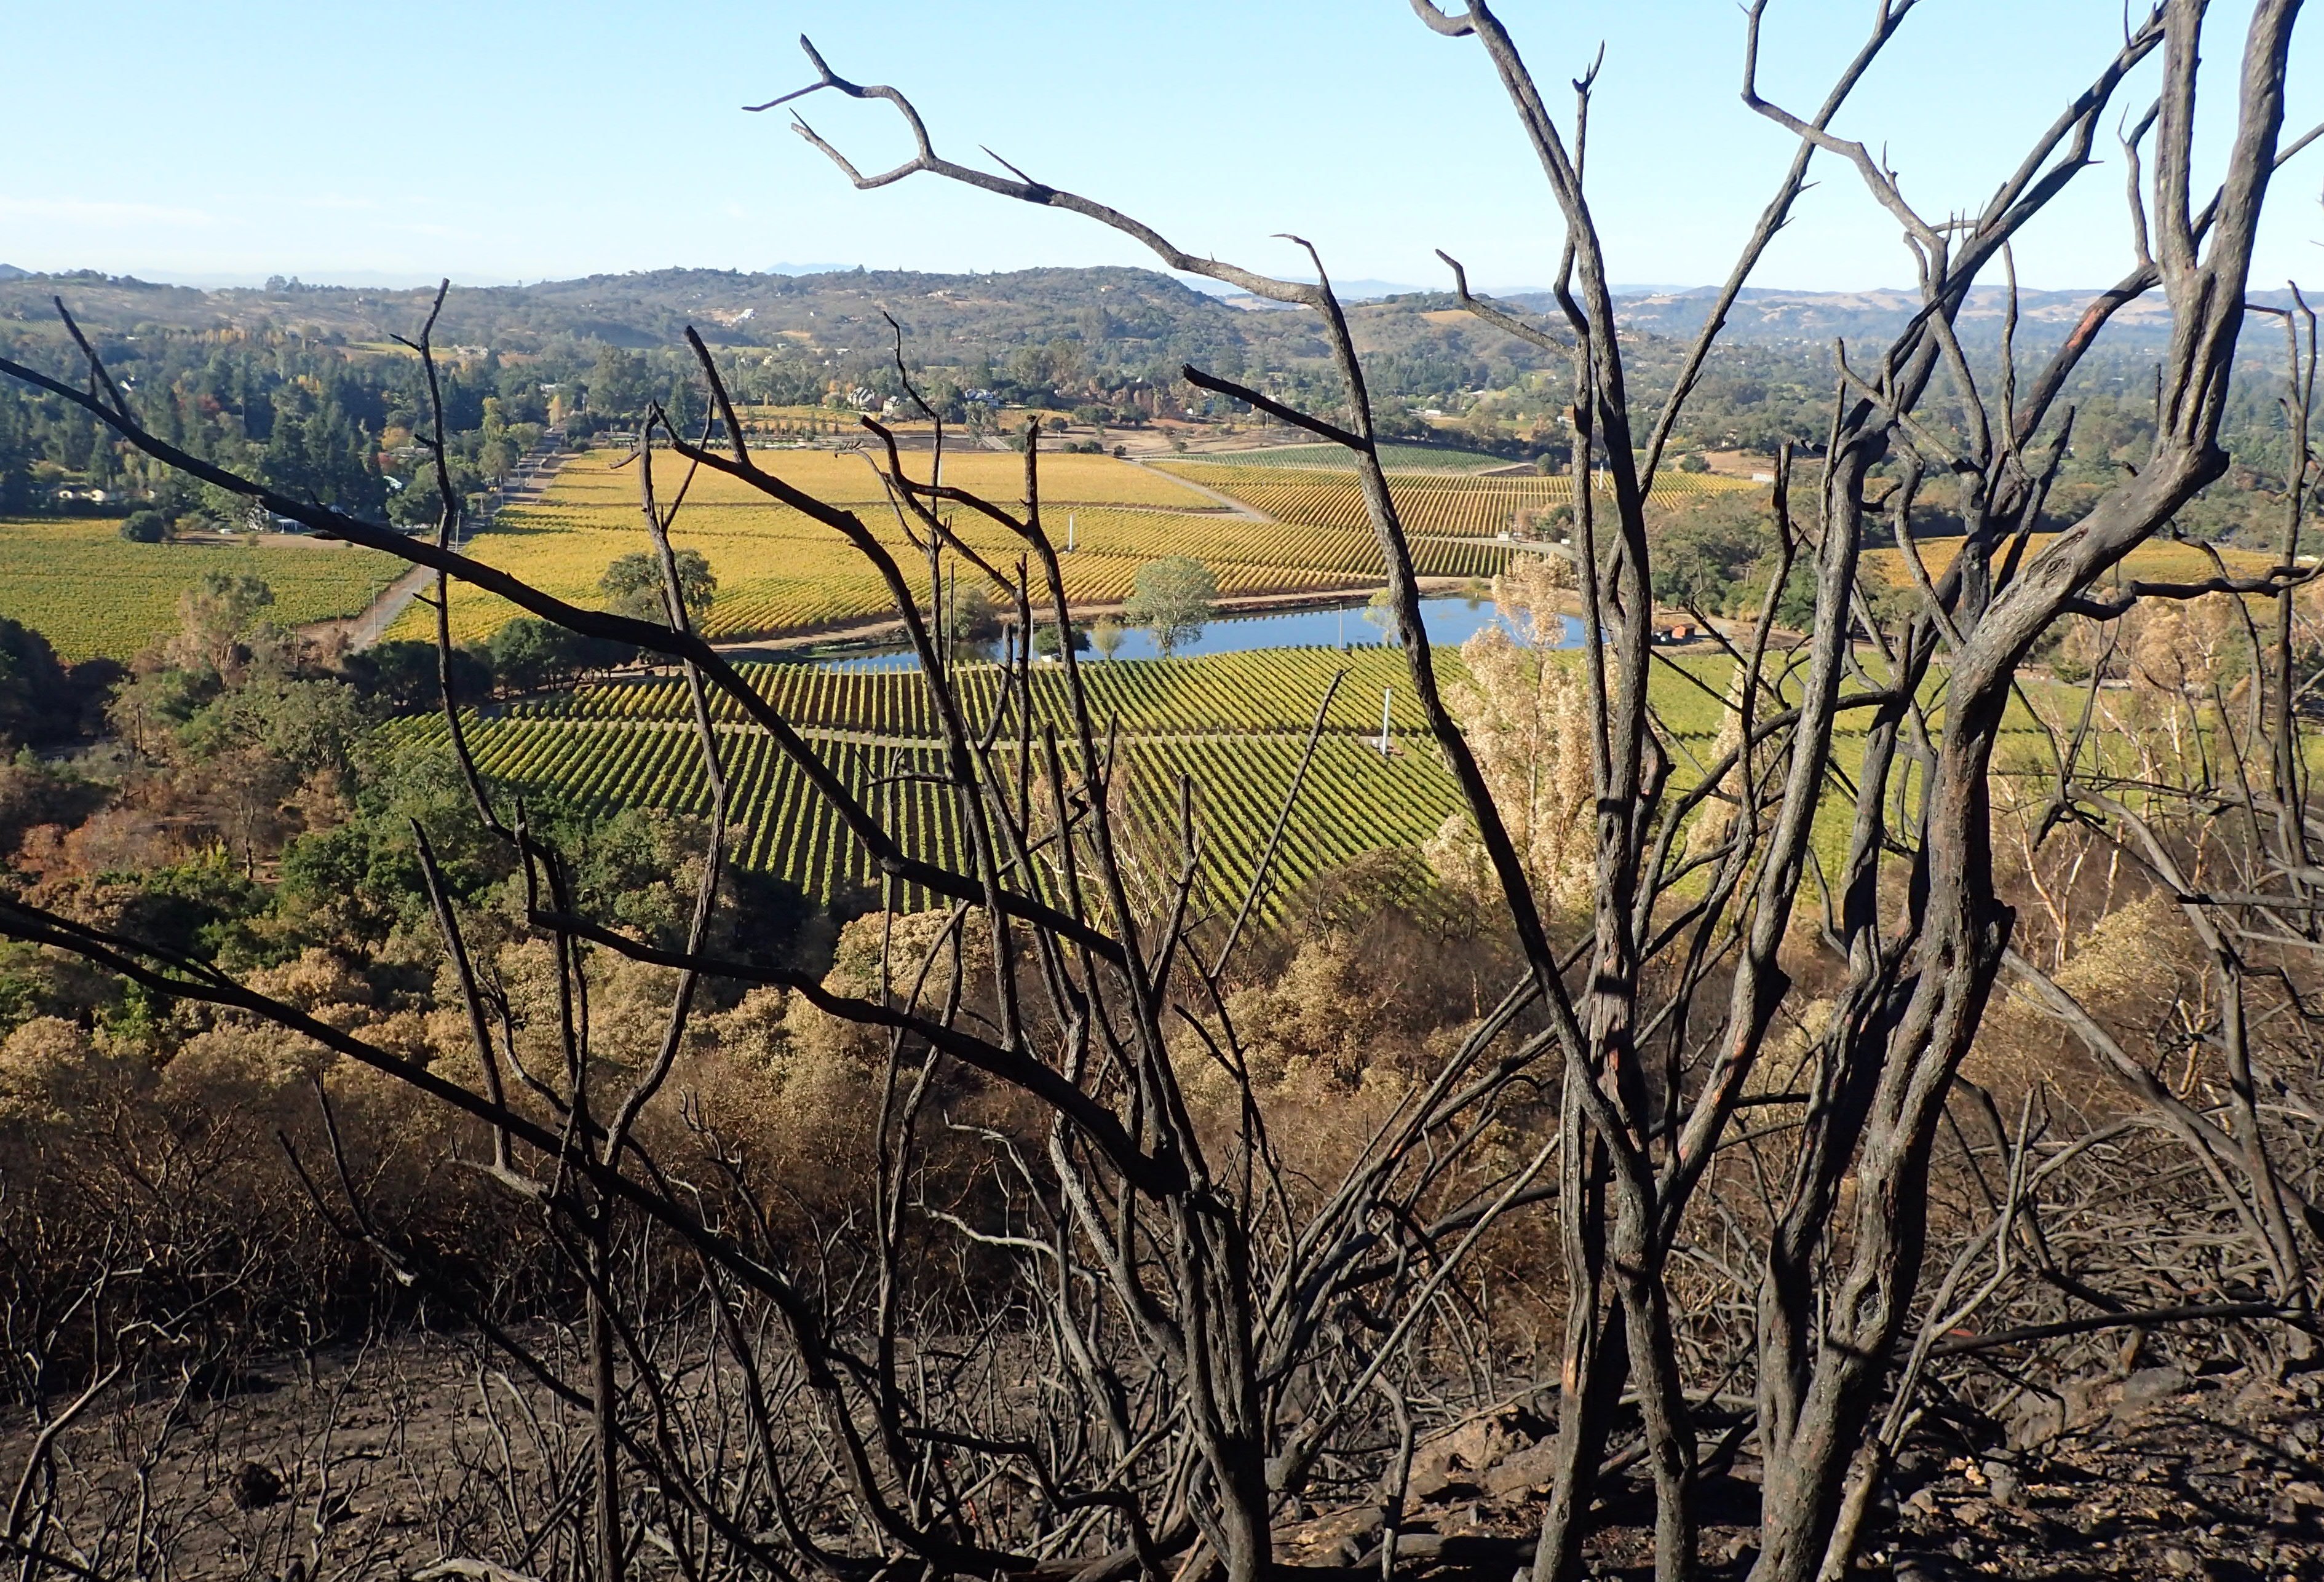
[0,518,403,662]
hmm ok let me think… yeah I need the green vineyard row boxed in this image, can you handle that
[506,648,1448,738]
[397,708,1465,916]
[391,627,2093,922]
[498,647,1782,741]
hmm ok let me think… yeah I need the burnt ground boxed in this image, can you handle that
[1,1334,599,1582]
[8,1336,2324,1580]
[1864,1361,2324,1581]
[1272,1361,2324,1581]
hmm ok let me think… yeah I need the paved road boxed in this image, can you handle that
[343,560,438,649]
[1120,455,1268,520]
[335,438,573,651]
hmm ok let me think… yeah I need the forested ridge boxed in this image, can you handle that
[4,264,2312,541]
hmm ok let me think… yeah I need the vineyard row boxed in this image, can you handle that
[396,713,1467,917]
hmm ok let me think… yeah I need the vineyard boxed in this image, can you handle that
[405,648,1471,913]
[509,647,1443,737]
[1863,532,2282,591]
[389,448,1530,646]
[0,517,403,661]
[1155,462,1761,538]
[412,643,1798,916]
[402,708,1472,916]
[1202,443,1517,472]
[390,625,2093,919]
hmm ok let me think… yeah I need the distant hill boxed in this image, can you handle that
[1,263,1253,354]
[1208,278,1433,307]
[0,265,2253,402]
[0,264,28,282]
[1600,283,2215,347]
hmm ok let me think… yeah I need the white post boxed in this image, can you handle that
[1068,511,1076,552]
[1379,686,1393,756]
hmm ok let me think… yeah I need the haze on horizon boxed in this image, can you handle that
[7,0,2324,298]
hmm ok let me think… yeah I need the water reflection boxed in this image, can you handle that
[814,595,1582,673]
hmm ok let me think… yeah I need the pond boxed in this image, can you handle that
[812,595,1584,672]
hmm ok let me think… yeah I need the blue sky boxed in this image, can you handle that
[6,2,2322,294]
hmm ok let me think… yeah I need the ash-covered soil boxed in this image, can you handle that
[1282,1359,2324,1580]
[9,1337,2323,1580]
